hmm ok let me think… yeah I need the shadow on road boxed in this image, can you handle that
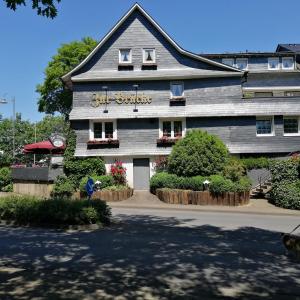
[0,215,299,299]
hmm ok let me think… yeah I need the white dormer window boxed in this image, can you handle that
[282,57,294,69]
[119,49,132,64]
[236,58,248,70]
[268,57,279,70]
[143,48,156,64]
[222,58,234,67]
[170,82,184,98]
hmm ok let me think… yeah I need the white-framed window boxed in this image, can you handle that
[236,58,248,70]
[268,57,280,70]
[282,57,294,69]
[159,119,186,138]
[283,116,300,136]
[170,82,184,98]
[256,116,274,136]
[119,49,132,64]
[222,58,234,67]
[143,48,156,64]
[90,120,117,140]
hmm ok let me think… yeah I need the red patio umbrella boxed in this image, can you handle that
[23,140,65,154]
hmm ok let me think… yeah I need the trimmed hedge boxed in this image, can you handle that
[240,157,273,170]
[270,181,300,210]
[150,172,251,194]
[0,195,111,225]
[168,130,229,177]
[269,159,299,184]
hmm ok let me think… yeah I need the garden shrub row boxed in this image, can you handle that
[0,195,111,225]
[239,157,274,170]
[150,172,252,194]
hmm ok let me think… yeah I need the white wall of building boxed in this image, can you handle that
[104,156,157,189]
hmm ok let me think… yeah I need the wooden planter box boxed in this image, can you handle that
[156,189,250,206]
[74,188,133,202]
[87,140,119,149]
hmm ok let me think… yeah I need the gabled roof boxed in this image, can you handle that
[61,3,242,85]
[276,44,300,53]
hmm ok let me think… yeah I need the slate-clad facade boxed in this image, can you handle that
[62,4,300,189]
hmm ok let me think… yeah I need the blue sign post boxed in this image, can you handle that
[85,178,95,204]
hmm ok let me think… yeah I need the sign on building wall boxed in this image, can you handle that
[91,92,152,107]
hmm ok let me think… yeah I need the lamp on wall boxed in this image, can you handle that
[133,84,139,112]
[102,86,108,113]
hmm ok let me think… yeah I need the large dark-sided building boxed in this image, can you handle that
[62,4,300,190]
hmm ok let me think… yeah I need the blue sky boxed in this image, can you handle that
[0,0,299,122]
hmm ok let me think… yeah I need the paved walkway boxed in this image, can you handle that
[108,191,300,216]
[0,210,300,299]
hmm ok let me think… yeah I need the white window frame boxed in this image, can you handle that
[283,116,300,136]
[256,116,275,137]
[222,58,234,67]
[143,48,156,64]
[268,57,280,70]
[282,57,294,70]
[170,81,184,99]
[159,118,186,138]
[236,58,248,70]
[119,49,132,64]
[89,120,117,140]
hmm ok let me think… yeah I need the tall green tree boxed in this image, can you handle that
[36,37,98,116]
[4,0,61,18]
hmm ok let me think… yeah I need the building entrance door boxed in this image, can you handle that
[133,158,150,190]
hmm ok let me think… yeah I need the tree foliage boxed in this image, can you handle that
[36,37,98,116]
[168,130,229,177]
[63,128,106,186]
[4,0,61,18]
[0,115,68,166]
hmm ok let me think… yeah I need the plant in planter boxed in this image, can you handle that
[110,160,127,185]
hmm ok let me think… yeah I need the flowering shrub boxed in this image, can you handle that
[154,156,168,173]
[110,160,127,185]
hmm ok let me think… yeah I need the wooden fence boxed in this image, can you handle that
[74,188,134,202]
[156,189,250,206]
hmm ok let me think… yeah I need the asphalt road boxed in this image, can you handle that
[0,208,299,299]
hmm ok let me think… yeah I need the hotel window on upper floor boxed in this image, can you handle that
[170,82,184,99]
[159,119,186,139]
[143,48,156,64]
[283,116,300,136]
[119,49,132,64]
[222,58,234,67]
[236,58,248,70]
[256,116,274,136]
[268,57,280,70]
[90,120,117,140]
[282,57,294,70]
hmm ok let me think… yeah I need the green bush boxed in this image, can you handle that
[269,159,299,184]
[168,130,229,177]
[0,195,111,225]
[209,175,235,194]
[240,157,273,170]
[52,175,75,198]
[150,172,251,194]
[0,167,12,192]
[270,181,300,210]
[223,158,246,182]
[63,129,106,185]
[102,185,129,191]
[150,172,181,193]
[79,175,114,194]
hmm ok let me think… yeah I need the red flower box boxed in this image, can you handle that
[87,139,119,149]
